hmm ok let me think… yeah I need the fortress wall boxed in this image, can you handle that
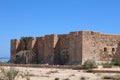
[76,31,82,63]
[82,31,120,63]
[16,39,25,52]
[43,34,57,64]
[33,37,45,63]
[58,34,69,50]
[11,38,35,60]
[32,40,36,49]
[27,39,35,50]
[69,32,79,64]
[82,31,101,63]
[16,38,35,52]
[54,35,58,48]
[69,32,77,63]
[11,30,120,65]
[10,39,19,60]
[54,38,61,64]
[54,34,69,64]
[99,34,120,61]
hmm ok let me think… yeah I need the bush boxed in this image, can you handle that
[102,61,120,67]
[113,61,120,66]
[83,59,97,69]
[102,62,113,66]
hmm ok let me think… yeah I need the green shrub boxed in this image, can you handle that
[101,62,113,66]
[83,59,97,69]
[102,61,120,66]
[113,61,120,66]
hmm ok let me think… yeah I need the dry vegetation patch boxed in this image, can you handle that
[46,70,59,74]
[102,75,120,80]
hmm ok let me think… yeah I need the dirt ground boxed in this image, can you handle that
[3,66,119,80]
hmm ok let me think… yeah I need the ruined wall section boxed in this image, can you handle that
[16,39,25,52]
[82,31,120,63]
[10,39,19,60]
[99,34,120,61]
[11,38,35,60]
[69,32,77,64]
[32,37,44,63]
[68,32,82,64]
[54,38,61,64]
[76,31,82,64]
[27,39,35,50]
[43,34,57,64]
[11,30,120,64]
[11,35,57,64]
[54,34,69,65]
[16,39,35,52]
[58,34,69,52]
[82,31,101,63]
[54,31,83,65]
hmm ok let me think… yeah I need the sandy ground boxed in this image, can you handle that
[2,66,120,80]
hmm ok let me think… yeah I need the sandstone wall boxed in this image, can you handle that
[10,39,19,60]
[11,30,120,65]
[33,37,44,63]
[43,34,57,64]
[11,35,57,64]
[16,39,25,52]
[27,39,35,50]
[99,34,120,61]
[54,34,69,65]
[82,31,120,63]
[54,31,83,65]
[82,31,101,63]
[16,38,35,52]
[68,31,82,64]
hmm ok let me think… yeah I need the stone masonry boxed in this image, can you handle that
[10,31,120,65]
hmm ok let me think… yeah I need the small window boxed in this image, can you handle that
[112,48,115,52]
[104,47,107,52]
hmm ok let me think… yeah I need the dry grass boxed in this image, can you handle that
[102,75,120,80]
[69,74,75,77]
[40,74,49,78]
[63,78,70,80]
[46,70,59,74]
[0,67,30,80]
[80,76,86,80]
[54,78,60,80]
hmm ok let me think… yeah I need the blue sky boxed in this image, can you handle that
[0,0,120,57]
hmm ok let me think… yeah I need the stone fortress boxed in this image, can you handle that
[10,30,120,65]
